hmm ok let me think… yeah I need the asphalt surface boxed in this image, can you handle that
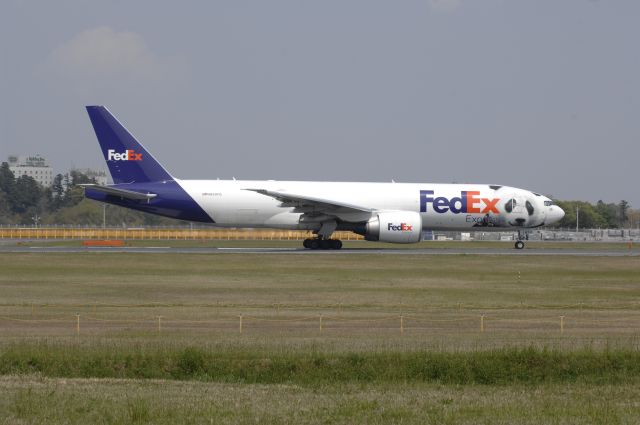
[0,245,637,256]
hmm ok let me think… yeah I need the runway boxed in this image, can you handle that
[0,245,637,256]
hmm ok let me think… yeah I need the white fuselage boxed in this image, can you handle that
[179,180,563,231]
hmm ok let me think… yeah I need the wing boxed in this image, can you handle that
[244,189,372,216]
[79,184,157,201]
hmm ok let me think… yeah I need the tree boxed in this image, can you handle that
[53,171,94,209]
[618,200,630,227]
[554,200,576,228]
[0,162,16,200]
[70,170,95,186]
[628,208,640,230]
[595,200,619,228]
[50,174,65,210]
[12,175,42,220]
[553,200,608,229]
[575,202,606,229]
[0,190,14,224]
[41,198,189,227]
[52,174,64,196]
[46,198,104,226]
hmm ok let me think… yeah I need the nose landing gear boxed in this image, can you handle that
[514,230,528,249]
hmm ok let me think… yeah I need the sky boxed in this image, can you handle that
[1,0,638,206]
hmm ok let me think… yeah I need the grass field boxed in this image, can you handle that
[4,375,640,425]
[2,376,639,425]
[1,248,639,423]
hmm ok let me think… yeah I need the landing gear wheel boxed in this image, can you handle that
[303,238,343,250]
[515,240,525,250]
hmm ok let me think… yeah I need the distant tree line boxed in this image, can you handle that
[553,200,636,229]
[0,162,182,226]
[0,161,637,228]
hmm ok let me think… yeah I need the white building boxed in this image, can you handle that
[8,155,54,187]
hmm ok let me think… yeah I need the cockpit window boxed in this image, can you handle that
[505,199,516,213]
[544,200,554,206]
[526,200,534,216]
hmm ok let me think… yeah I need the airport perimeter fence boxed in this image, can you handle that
[0,227,364,241]
[1,226,639,242]
[2,303,640,338]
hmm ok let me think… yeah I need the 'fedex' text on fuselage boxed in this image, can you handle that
[419,190,500,214]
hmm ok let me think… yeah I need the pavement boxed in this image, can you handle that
[0,245,637,256]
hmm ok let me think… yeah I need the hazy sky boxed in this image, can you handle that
[1,0,638,206]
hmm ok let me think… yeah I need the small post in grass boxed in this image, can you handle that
[76,314,80,337]
[239,314,243,334]
[480,314,485,333]
[560,315,565,335]
[157,316,162,334]
[319,314,323,333]
[400,315,404,335]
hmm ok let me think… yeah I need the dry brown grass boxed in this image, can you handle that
[1,252,639,351]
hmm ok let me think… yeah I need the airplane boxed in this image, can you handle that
[81,106,565,250]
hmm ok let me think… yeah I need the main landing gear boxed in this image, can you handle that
[303,220,342,250]
[303,238,343,250]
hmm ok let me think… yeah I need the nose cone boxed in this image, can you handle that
[548,205,565,224]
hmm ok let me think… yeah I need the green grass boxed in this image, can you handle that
[2,343,640,386]
[1,251,640,423]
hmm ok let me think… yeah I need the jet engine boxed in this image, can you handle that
[356,211,423,243]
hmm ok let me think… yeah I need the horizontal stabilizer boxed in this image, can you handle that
[79,184,157,201]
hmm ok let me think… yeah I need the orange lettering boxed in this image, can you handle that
[467,191,481,213]
[481,198,500,214]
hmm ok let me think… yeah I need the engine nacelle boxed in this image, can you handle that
[361,211,422,243]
